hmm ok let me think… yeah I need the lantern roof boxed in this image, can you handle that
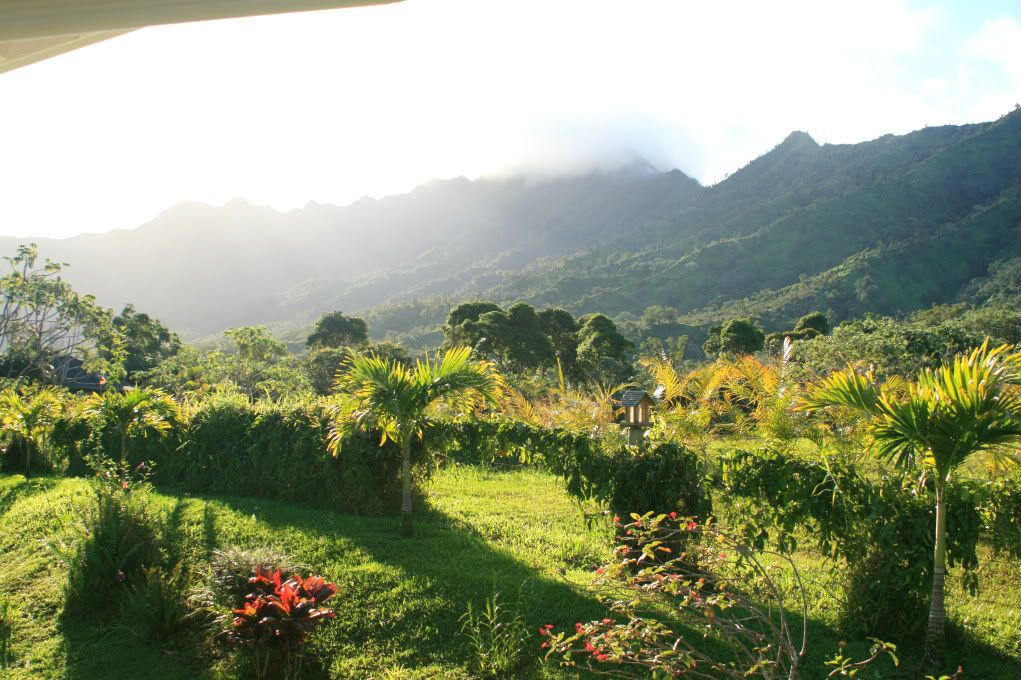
[618,388,652,407]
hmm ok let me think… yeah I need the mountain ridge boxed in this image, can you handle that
[0,112,1015,345]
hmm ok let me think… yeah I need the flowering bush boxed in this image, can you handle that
[226,567,338,680]
[541,513,900,679]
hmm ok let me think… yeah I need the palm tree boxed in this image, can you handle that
[800,342,1021,661]
[86,386,178,466]
[0,386,63,473]
[329,346,502,537]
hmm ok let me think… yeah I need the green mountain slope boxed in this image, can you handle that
[365,111,1019,348]
[1,112,1015,345]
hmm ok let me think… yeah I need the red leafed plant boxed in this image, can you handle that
[226,566,338,680]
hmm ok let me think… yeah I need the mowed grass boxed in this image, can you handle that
[0,468,609,679]
[0,466,1018,679]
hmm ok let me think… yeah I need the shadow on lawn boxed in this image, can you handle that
[0,474,59,517]
[206,493,607,674]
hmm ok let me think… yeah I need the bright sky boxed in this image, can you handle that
[0,0,1018,238]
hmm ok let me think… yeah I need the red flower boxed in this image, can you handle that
[575,622,584,633]
[613,515,621,524]
[719,552,727,559]
[540,641,549,649]
[595,567,604,575]
[584,641,595,652]
[669,511,678,519]
[595,653,610,662]
[686,521,698,531]
[601,618,613,625]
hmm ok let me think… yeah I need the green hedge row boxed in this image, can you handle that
[49,397,407,516]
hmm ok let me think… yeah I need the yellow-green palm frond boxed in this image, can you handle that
[330,346,502,456]
[799,365,883,414]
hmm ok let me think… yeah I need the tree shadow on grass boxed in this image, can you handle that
[203,492,609,676]
[0,474,59,517]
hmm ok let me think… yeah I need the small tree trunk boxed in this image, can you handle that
[399,435,413,537]
[924,485,948,666]
[24,438,31,475]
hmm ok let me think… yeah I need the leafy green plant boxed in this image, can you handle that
[458,589,531,677]
[226,567,338,680]
[718,446,985,641]
[801,342,1021,661]
[824,639,898,677]
[51,457,160,615]
[119,563,197,641]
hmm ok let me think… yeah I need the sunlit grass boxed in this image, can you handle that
[0,467,1017,679]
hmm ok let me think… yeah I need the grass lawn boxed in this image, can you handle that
[0,466,1018,679]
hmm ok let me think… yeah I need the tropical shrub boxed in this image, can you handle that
[0,385,63,473]
[85,386,178,468]
[544,512,903,679]
[226,567,338,680]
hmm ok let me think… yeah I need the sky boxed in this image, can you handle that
[0,0,1018,239]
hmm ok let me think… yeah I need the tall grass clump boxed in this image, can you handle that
[0,594,14,670]
[459,589,531,678]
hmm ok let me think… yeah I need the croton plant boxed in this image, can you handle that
[227,567,338,680]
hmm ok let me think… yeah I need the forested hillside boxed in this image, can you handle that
[2,111,1016,345]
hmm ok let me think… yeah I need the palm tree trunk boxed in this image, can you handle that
[399,434,413,537]
[924,485,947,666]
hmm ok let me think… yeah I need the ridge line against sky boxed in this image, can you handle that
[0,0,1018,239]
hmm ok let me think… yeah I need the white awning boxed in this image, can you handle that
[0,0,401,74]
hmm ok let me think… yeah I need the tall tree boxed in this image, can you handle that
[442,301,503,347]
[537,307,580,369]
[702,318,765,357]
[113,304,181,377]
[0,244,124,384]
[329,347,501,536]
[793,311,829,336]
[306,311,369,348]
[801,343,1021,663]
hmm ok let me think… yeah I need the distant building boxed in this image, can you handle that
[50,355,106,392]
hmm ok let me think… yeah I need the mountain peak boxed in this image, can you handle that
[779,130,818,147]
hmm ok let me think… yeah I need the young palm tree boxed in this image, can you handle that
[801,342,1021,661]
[86,386,178,466]
[329,346,502,537]
[0,386,63,473]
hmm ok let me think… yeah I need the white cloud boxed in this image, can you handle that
[0,0,1014,238]
[966,16,1021,90]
